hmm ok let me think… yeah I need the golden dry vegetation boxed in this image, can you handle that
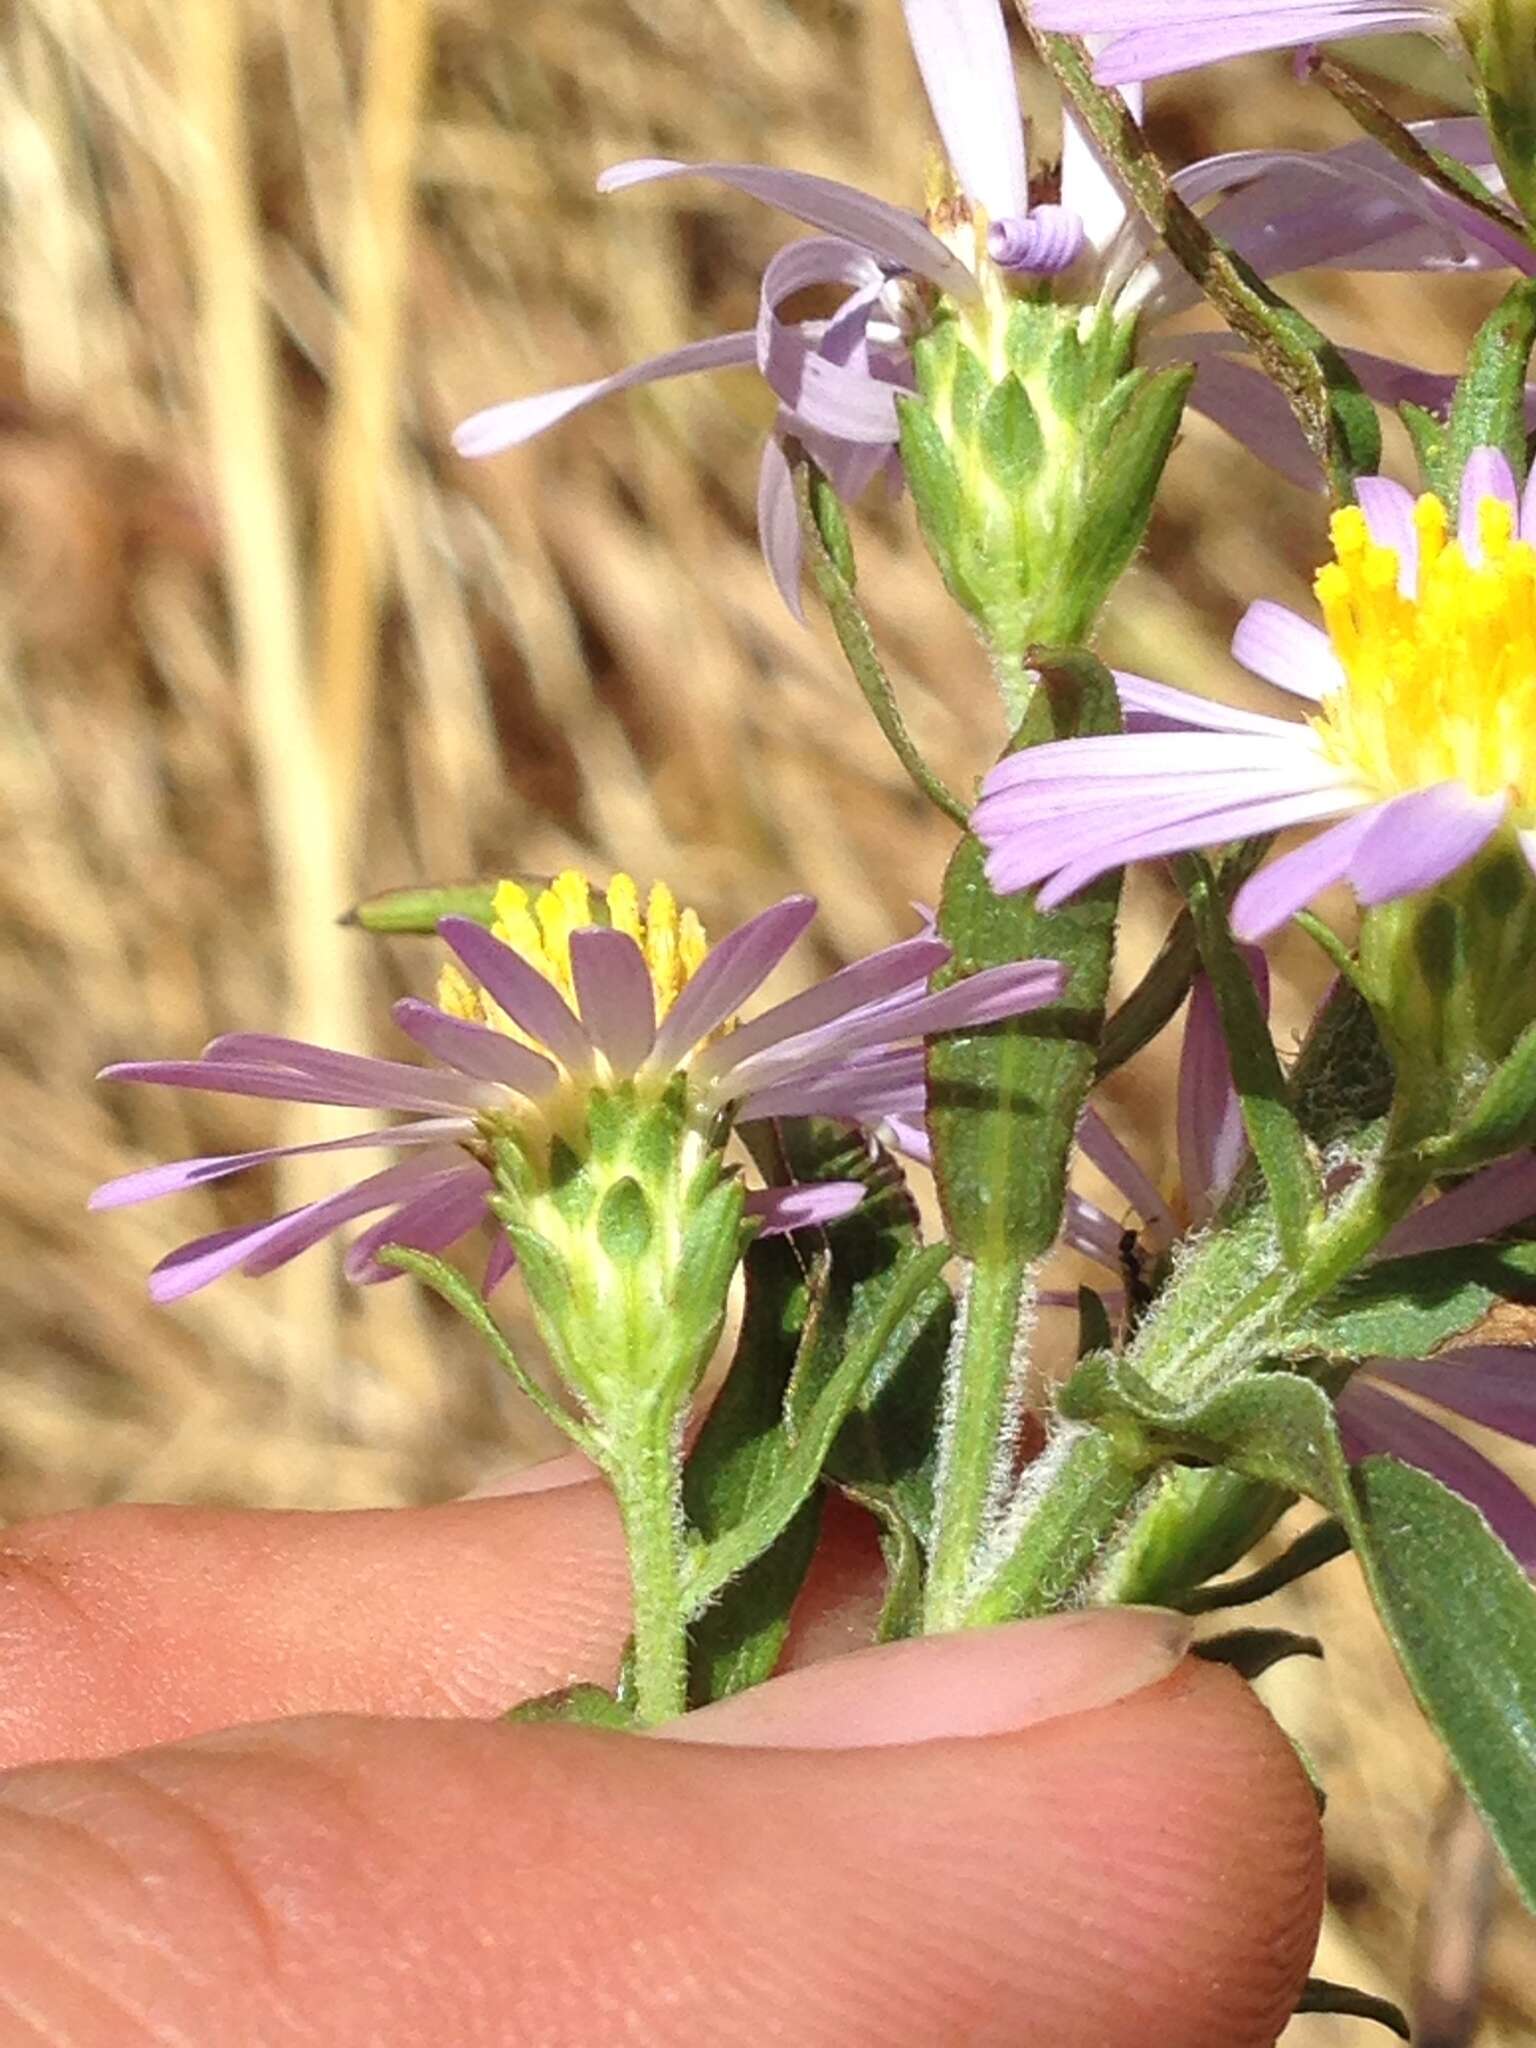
[0,0,1530,2036]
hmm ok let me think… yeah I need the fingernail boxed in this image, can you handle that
[462,1450,599,1499]
[661,1608,1193,1749]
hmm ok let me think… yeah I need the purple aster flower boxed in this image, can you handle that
[454,0,1501,610]
[1030,0,1449,87]
[974,445,1536,937]
[93,872,1064,1304]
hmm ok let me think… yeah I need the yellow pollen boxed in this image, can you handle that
[1308,488,1536,810]
[434,869,710,1047]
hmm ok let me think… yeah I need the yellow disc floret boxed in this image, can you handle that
[435,870,710,1062]
[1310,492,1536,809]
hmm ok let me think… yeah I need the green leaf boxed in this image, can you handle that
[1431,1016,1536,1167]
[928,649,1121,1262]
[505,1683,636,1729]
[791,448,970,829]
[1294,1979,1409,2039]
[1063,1365,1536,1910]
[684,1242,953,1615]
[1284,1238,1536,1361]
[1448,276,1536,493]
[1179,853,1320,1263]
[345,879,504,933]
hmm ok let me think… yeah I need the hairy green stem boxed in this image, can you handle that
[606,1415,689,1726]
[924,1257,1034,1631]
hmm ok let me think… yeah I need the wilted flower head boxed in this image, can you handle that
[94,873,1064,1302]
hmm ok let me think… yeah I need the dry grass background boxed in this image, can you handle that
[0,0,1531,2037]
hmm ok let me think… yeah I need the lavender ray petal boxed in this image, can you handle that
[1031,785,1362,911]
[569,928,657,1076]
[483,1232,518,1297]
[146,1154,469,1302]
[437,918,594,1075]
[1355,477,1421,592]
[745,1181,867,1233]
[1231,601,1346,702]
[735,1047,927,1124]
[1182,350,1322,490]
[1085,8,1439,84]
[1347,784,1506,906]
[596,158,974,295]
[696,935,949,1087]
[1061,1191,1127,1268]
[344,1168,497,1285]
[201,1034,505,1110]
[758,241,902,444]
[1230,807,1378,939]
[1459,446,1521,560]
[1379,1152,1536,1257]
[901,0,1028,221]
[1371,1349,1536,1449]
[1339,1379,1536,1572]
[1113,668,1309,735]
[981,727,1314,794]
[99,1055,496,1118]
[757,431,806,623]
[1078,1109,1175,1237]
[1062,102,1131,255]
[88,1118,474,1212]
[452,332,758,457]
[644,896,818,1076]
[391,1000,560,1096]
[1176,955,1266,1219]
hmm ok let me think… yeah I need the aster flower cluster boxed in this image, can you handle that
[93,0,1536,1968]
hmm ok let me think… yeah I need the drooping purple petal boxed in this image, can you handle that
[391,1000,561,1096]
[569,927,656,1076]
[344,1165,498,1284]
[1081,7,1442,87]
[1355,476,1421,592]
[697,934,949,1088]
[758,241,903,444]
[1230,806,1377,939]
[452,332,758,458]
[146,1154,472,1303]
[1372,1348,1536,1449]
[1339,1377,1536,1571]
[1078,1109,1175,1241]
[1181,347,1322,492]
[745,1181,867,1233]
[1346,784,1506,906]
[595,158,975,296]
[1379,1152,1536,1257]
[1458,445,1521,559]
[989,207,1086,275]
[644,896,819,1077]
[1177,958,1266,1219]
[1231,600,1346,702]
[901,0,1028,222]
[757,432,805,622]
[437,918,595,1077]
[89,1118,474,1213]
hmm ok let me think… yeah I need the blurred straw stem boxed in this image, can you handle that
[174,0,359,1385]
[314,0,432,837]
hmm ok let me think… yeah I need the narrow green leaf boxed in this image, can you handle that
[377,1245,594,1451]
[1448,276,1536,491]
[1432,1015,1536,1167]
[1179,854,1319,1263]
[685,1242,954,1612]
[928,649,1121,1262]
[791,449,970,828]
[1284,1238,1536,1361]
[345,880,505,933]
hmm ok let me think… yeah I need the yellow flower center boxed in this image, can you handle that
[436,870,709,1050]
[1311,493,1536,809]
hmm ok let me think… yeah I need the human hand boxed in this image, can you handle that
[0,1468,1322,2045]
